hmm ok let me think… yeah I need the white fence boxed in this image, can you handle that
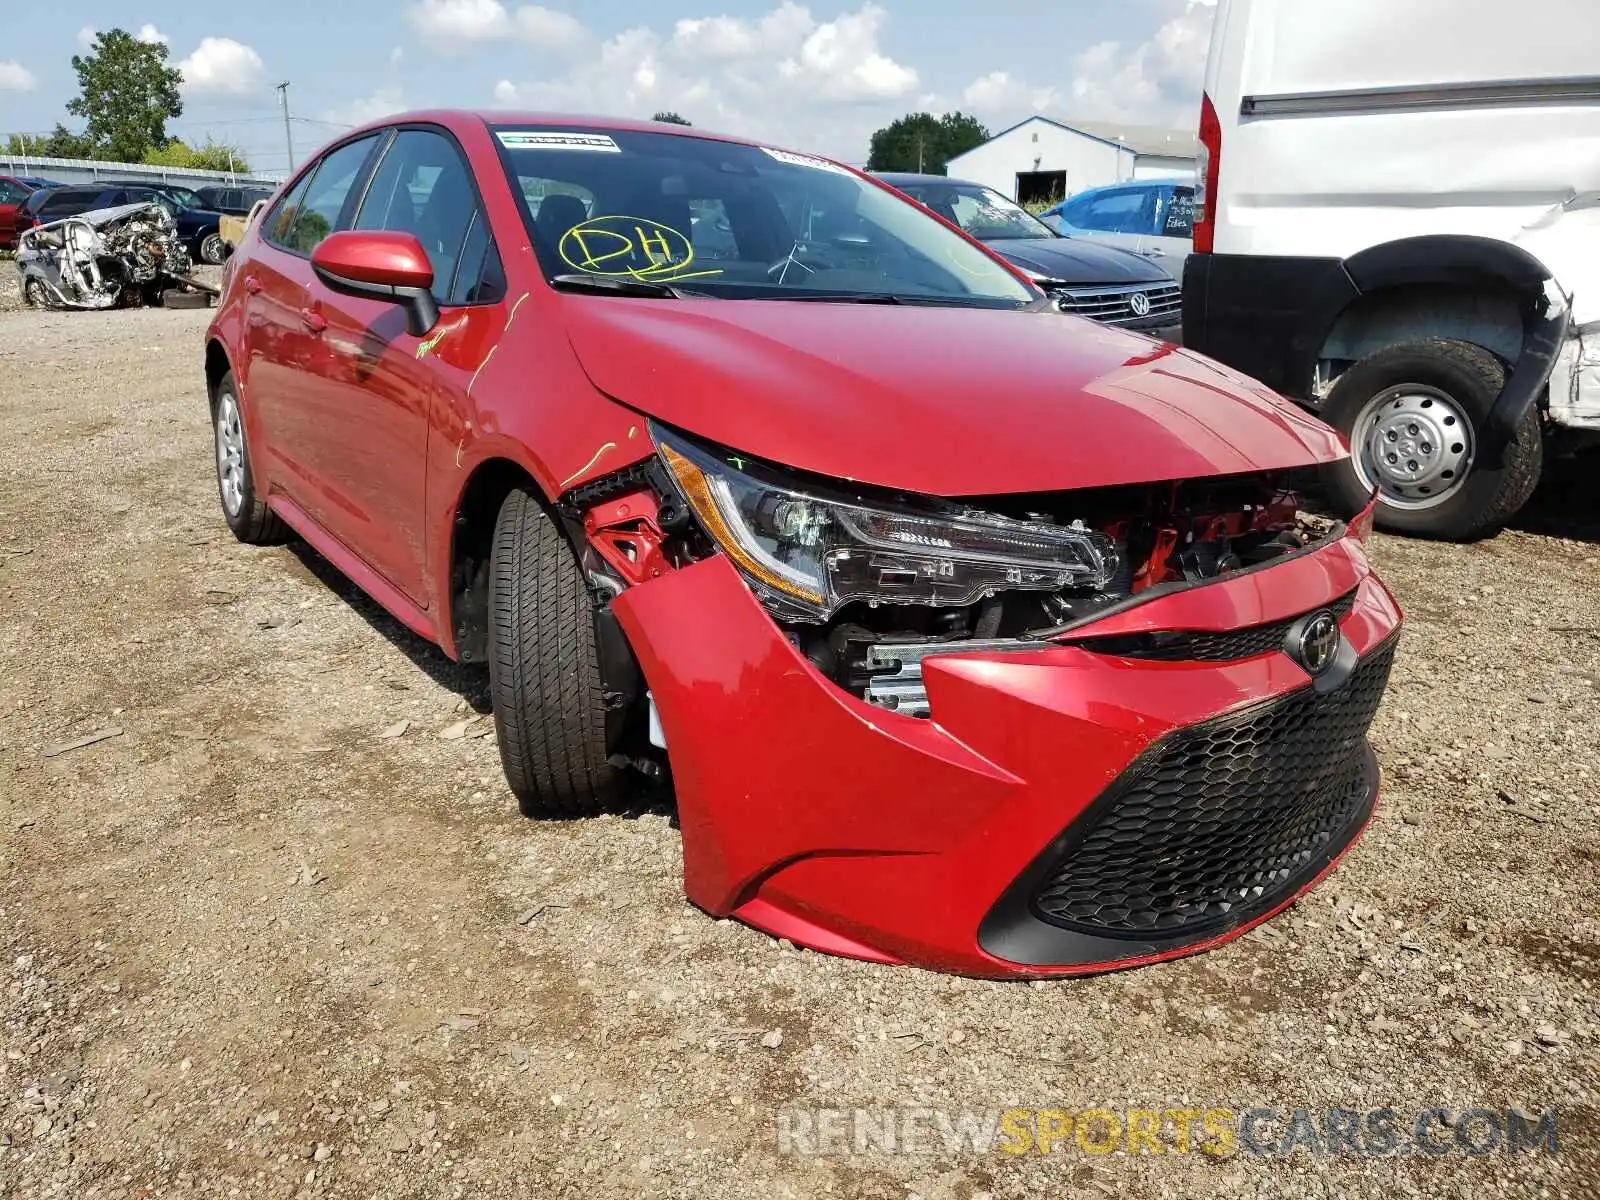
[1,153,283,190]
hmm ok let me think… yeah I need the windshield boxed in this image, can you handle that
[492,126,1036,306]
[901,183,1057,242]
[160,186,205,209]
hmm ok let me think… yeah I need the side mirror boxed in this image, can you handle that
[310,230,439,337]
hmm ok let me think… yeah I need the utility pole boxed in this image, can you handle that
[276,81,294,172]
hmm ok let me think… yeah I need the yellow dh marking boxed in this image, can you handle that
[558,215,723,283]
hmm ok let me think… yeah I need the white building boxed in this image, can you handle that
[944,116,1196,205]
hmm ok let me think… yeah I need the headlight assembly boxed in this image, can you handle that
[654,426,1118,622]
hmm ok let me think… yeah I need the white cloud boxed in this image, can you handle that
[0,61,35,91]
[76,26,98,50]
[178,36,265,95]
[136,23,170,45]
[488,3,918,159]
[962,0,1216,128]
[408,0,585,50]
[390,45,405,69]
[323,85,408,128]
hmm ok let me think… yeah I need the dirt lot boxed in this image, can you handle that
[1,294,1596,1200]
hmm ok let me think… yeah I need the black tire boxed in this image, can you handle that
[163,288,213,310]
[22,277,52,309]
[198,230,227,265]
[1320,338,1543,540]
[487,487,620,818]
[212,370,287,545]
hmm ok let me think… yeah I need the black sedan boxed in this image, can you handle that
[874,172,1181,334]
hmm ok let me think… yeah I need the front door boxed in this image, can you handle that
[298,125,506,608]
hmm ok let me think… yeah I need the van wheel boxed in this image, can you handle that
[1321,338,1542,540]
[212,371,288,545]
[487,487,620,818]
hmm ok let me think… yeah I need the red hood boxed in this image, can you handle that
[560,297,1346,495]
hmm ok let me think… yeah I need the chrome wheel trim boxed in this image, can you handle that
[215,390,246,517]
[1349,384,1474,511]
[200,233,226,264]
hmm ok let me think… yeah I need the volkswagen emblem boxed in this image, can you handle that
[1128,291,1152,318]
[1294,611,1341,676]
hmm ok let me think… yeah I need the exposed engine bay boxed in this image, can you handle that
[15,202,204,311]
[566,430,1337,726]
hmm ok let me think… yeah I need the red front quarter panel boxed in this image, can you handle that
[614,537,1399,977]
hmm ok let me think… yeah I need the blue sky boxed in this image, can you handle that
[0,1,1216,176]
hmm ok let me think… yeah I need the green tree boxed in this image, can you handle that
[6,125,96,159]
[866,112,990,175]
[67,28,184,162]
[652,111,692,126]
[144,137,250,173]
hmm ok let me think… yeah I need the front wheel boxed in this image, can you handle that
[487,487,621,818]
[1320,338,1542,540]
[199,232,227,265]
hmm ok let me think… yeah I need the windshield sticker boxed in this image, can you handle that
[760,147,853,177]
[497,131,621,153]
[557,215,724,282]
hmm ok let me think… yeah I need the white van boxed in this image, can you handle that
[1182,0,1599,538]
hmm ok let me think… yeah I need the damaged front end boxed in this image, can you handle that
[608,424,1335,719]
[564,422,1397,976]
[16,202,194,310]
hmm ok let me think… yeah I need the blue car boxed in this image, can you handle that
[1041,180,1193,279]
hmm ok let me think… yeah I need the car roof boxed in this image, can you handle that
[874,172,985,189]
[328,109,782,159]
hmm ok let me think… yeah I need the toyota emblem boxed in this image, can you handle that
[1295,612,1341,676]
[1128,291,1152,318]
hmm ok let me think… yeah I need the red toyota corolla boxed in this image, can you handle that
[205,111,1401,978]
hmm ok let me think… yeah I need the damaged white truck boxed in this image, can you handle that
[1182,0,1599,538]
[15,201,213,311]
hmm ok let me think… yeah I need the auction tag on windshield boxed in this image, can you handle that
[497,131,621,153]
[760,147,853,176]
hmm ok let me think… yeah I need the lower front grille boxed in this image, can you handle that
[1030,638,1396,937]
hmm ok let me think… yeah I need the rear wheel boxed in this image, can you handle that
[22,277,51,309]
[487,487,621,818]
[212,371,287,545]
[1321,338,1542,540]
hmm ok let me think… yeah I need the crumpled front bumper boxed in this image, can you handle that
[611,529,1401,978]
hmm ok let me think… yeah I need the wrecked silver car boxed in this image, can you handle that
[15,201,209,310]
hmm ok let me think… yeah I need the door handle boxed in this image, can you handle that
[1141,248,1167,258]
[299,307,327,333]
[243,274,262,294]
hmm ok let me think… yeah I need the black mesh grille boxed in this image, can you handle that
[1031,638,1396,937]
[1070,591,1357,663]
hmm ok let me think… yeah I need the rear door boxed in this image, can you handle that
[242,134,384,524]
[1144,185,1195,279]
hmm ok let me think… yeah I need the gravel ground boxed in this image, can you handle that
[0,300,1596,1200]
